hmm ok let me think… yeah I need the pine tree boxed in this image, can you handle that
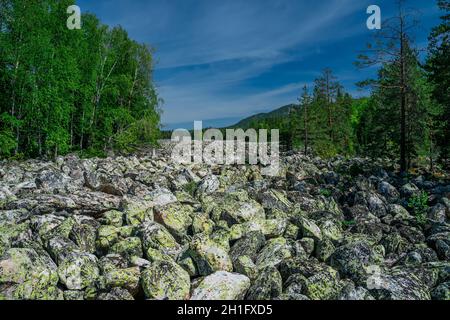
[356,0,422,173]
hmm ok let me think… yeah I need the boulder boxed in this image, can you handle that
[141,259,190,300]
[190,271,250,300]
[190,234,233,276]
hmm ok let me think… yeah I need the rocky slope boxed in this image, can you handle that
[0,143,449,300]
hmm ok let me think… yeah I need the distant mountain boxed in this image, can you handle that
[160,104,298,132]
[229,104,297,129]
[162,116,243,131]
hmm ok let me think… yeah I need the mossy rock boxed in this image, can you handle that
[190,233,233,276]
[110,237,143,260]
[255,237,292,270]
[96,225,120,251]
[141,259,190,300]
[245,266,282,300]
[140,221,182,260]
[99,210,124,227]
[122,198,154,226]
[154,202,193,240]
[102,267,141,296]
[57,252,99,290]
[0,248,60,300]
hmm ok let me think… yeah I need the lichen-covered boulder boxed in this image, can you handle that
[255,237,292,269]
[110,237,143,260]
[99,210,123,227]
[101,267,141,296]
[257,190,292,212]
[140,221,182,260]
[338,280,374,300]
[280,257,341,300]
[297,217,322,241]
[190,234,233,276]
[141,258,190,300]
[319,219,343,242]
[63,290,85,300]
[35,169,71,192]
[121,197,154,226]
[98,254,128,273]
[221,198,265,225]
[328,240,384,285]
[431,282,450,300]
[428,203,447,223]
[233,256,258,280]
[378,181,399,200]
[0,221,32,257]
[0,248,60,300]
[197,174,220,195]
[381,232,410,255]
[178,255,198,277]
[369,269,431,300]
[40,216,76,243]
[302,266,341,300]
[69,218,99,254]
[315,238,335,262]
[245,266,282,300]
[191,213,215,235]
[57,252,99,290]
[154,202,193,240]
[191,271,251,300]
[46,236,79,264]
[229,219,287,240]
[97,288,134,300]
[230,231,265,263]
[400,183,420,198]
[96,225,120,252]
[84,171,128,196]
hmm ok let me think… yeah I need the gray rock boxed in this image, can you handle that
[328,240,384,285]
[191,271,251,300]
[369,269,431,300]
[190,233,233,276]
[197,175,220,195]
[245,266,282,300]
[431,281,450,300]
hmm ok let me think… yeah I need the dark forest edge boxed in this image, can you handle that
[1,1,450,177]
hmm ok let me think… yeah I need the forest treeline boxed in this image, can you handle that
[248,0,449,172]
[0,0,161,159]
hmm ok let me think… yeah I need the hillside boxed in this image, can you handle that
[229,104,298,129]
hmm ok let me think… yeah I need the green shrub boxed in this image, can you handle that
[342,220,356,228]
[320,189,332,197]
[407,191,429,225]
[183,181,198,196]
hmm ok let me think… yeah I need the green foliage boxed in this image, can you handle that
[183,181,198,197]
[407,191,430,225]
[0,0,160,159]
[426,0,450,165]
[356,43,440,169]
[342,220,356,228]
[242,70,356,159]
[0,130,17,158]
[319,189,332,197]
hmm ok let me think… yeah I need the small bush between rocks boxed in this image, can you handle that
[407,191,429,225]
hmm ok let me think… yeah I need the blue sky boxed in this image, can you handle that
[76,0,442,129]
